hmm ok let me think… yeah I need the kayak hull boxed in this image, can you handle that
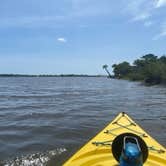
[63,112,166,166]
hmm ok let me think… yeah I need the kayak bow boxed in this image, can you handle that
[63,112,166,166]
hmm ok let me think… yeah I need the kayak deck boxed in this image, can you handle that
[63,112,166,166]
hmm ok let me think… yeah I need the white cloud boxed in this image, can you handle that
[125,0,154,22]
[57,37,67,43]
[125,0,166,22]
[1,0,166,33]
[0,0,115,28]
[153,22,166,40]
[155,0,166,8]
[132,13,150,21]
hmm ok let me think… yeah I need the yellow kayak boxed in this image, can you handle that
[63,112,166,166]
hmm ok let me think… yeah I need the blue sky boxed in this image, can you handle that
[0,0,166,74]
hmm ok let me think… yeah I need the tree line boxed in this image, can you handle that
[112,54,166,85]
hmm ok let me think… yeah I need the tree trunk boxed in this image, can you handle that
[105,68,111,78]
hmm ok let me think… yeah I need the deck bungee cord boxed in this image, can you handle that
[63,112,166,166]
[92,112,165,154]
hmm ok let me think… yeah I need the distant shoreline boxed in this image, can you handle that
[0,74,106,77]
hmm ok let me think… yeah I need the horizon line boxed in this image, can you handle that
[0,73,107,77]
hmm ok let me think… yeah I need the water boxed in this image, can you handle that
[0,77,165,166]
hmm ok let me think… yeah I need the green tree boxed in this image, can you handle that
[112,62,132,78]
[112,54,166,85]
[102,64,111,78]
[159,55,166,64]
[143,62,162,84]
[141,54,157,62]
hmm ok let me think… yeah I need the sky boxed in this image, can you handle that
[0,0,166,75]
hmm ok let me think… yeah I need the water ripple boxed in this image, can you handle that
[0,77,166,165]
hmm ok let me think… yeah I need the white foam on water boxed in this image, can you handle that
[2,148,67,166]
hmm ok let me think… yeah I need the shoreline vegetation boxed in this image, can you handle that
[0,74,105,77]
[1,53,166,86]
[111,54,166,85]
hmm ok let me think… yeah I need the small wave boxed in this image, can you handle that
[0,148,66,166]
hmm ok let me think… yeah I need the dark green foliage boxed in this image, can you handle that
[112,54,166,85]
[112,62,132,78]
[159,55,166,64]
[141,54,157,62]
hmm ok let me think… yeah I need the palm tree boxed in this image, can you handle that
[103,64,111,78]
